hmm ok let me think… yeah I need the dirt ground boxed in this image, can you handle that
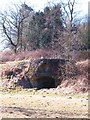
[0,89,89,118]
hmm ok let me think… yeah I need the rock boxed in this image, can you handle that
[1,59,66,90]
[26,59,66,89]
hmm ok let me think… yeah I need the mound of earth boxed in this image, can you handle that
[0,59,89,93]
[57,59,89,93]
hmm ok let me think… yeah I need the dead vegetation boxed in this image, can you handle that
[0,50,89,118]
[0,49,89,93]
[0,49,65,64]
[59,59,89,93]
[1,91,88,118]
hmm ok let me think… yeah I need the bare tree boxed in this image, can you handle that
[60,0,78,31]
[0,3,33,53]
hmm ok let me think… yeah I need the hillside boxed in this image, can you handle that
[0,50,89,93]
[0,50,89,118]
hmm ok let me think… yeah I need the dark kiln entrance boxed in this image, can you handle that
[36,76,56,89]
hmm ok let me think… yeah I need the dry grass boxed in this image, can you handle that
[59,59,89,93]
[0,58,89,118]
[0,90,88,118]
[0,49,64,63]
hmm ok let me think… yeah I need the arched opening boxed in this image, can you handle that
[36,76,56,89]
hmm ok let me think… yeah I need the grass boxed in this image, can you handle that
[0,87,88,99]
[0,60,28,71]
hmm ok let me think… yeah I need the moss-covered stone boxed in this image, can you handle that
[26,59,66,88]
[1,59,66,89]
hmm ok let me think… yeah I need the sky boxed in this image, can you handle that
[0,0,89,13]
[0,0,89,51]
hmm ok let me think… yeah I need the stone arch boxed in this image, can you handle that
[27,59,66,89]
